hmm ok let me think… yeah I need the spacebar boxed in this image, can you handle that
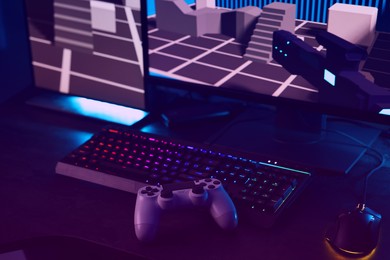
[98,161,151,181]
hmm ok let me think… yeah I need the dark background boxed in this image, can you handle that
[0,0,33,103]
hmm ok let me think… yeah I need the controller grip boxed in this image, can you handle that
[134,196,161,242]
[209,187,238,230]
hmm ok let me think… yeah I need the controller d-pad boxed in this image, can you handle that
[141,186,159,196]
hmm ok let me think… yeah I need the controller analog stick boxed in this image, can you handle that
[161,190,173,198]
[192,185,205,194]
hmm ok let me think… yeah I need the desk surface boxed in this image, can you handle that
[1,92,390,260]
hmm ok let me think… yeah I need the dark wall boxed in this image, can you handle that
[0,0,33,103]
[0,2,5,50]
[215,0,390,32]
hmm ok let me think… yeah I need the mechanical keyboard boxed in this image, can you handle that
[56,125,311,228]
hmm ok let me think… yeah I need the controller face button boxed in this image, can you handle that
[192,185,205,194]
[160,190,173,198]
[134,178,237,242]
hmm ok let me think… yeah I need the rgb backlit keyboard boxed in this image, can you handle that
[56,125,311,228]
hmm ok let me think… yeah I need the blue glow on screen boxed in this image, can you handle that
[71,131,94,146]
[382,0,387,13]
[147,0,195,16]
[379,109,390,116]
[324,69,336,86]
[150,71,177,81]
[147,0,156,16]
[68,96,148,125]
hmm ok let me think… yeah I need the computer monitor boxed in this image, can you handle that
[144,0,390,174]
[23,0,148,114]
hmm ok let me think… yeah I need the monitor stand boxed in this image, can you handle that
[208,106,382,175]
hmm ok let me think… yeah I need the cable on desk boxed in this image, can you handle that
[328,128,388,206]
[361,153,388,206]
[204,114,274,145]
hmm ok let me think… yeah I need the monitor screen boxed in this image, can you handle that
[23,0,147,110]
[146,0,390,123]
[144,0,390,174]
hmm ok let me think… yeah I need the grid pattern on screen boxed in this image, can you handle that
[148,19,326,103]
[147,15,390,104]
[25,0,145,109]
